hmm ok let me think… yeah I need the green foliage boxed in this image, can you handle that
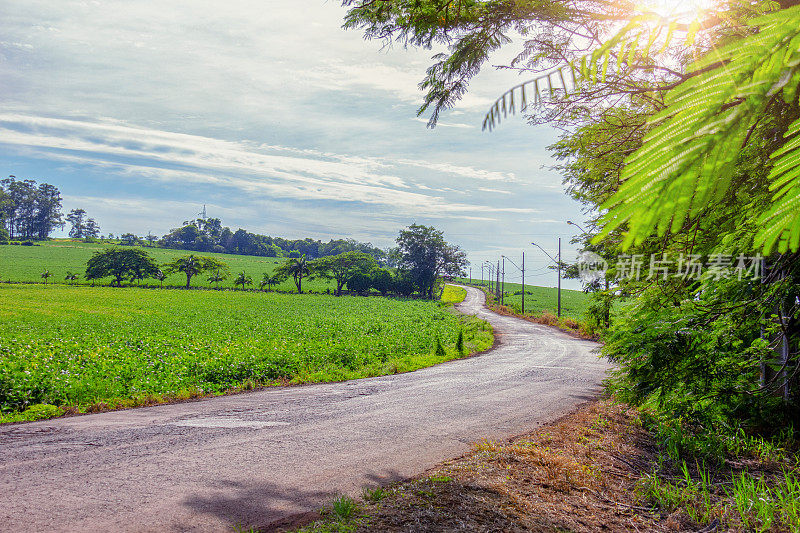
[313,251,377,295]
[594,6,800,252]
[163,254,228,289]
[233,271,252,290]
[396,224,466,299]
[275,255,311,293]
[361,486,387,503]
[0,284,492,417]
[346,272,371,294]
[370,268,393,296]
[440,284,466,304]
[434,336,446,357]
[330,495,358,520]
[456,329,465,355]
[85,247,160,286]
[0,239,337,292]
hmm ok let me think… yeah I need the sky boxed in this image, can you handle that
[0,0,589,288]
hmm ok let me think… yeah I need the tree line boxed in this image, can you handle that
[81,224,465,299]
[0,177,64,241]
[157,217,388,262]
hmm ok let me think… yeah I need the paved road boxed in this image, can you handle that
[0,286,608,532]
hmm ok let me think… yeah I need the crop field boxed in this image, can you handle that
[0,285,492,422]
[0,239,338,292]
[458,279,590,320]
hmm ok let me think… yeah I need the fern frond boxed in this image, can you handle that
[757,115,800,253]
[481,12,692,131]
[596,6,800,250]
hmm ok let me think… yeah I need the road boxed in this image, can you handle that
[0,285,608,532]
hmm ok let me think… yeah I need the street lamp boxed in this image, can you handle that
[502,253,525,314]
[531,239,561,318]
[567,220,589,236]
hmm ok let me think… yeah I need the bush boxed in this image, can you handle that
[21,240,35,246]
[393,272,415,297]
[370,269,393,296]
[347,272,371,294]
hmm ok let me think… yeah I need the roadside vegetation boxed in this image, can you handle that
[293,399,800,533]
[439,284,466,304]
[0,284,492,423]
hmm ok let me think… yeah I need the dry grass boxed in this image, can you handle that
[295,400,670,533]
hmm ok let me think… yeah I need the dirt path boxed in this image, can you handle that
[0,286,609,532]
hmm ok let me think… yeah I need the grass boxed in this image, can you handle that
[0,284,493,422]
[0,239,339,292]
[456,278,590,320]
[290,400,800,533]
[440,284,467,304]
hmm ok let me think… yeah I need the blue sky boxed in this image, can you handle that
[0,0,588,288]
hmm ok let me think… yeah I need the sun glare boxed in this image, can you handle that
[637,0,717,20]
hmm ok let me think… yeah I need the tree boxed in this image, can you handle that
[234,271,253,290]
[84,219,100,241]
[313,251,377,295]
[85,248,160,287]
[1,177,63,240]
[154,269,166,288]
[371,268,393,296]
[64,271,79,284]
[145,232,158,246]
[396,224,467,299]
[275,255,312,293]
[346,272,371,295]
[67,209,87,238]
[119,233,141,246]
[40,269,52,285]
[163,254,228,289]
[207,269,227,289]
[259,272,282,291]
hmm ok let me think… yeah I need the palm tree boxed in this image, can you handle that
[234,271,252,290]
[41,269,52,285]
[207,269,227,289]
[274,255,311,293]
[259,272,282,292]
[154,269,166,289]
[64,272,79,285]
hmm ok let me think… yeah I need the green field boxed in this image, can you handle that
[0,239,338,292]
[0,284,492,422]
[458,279,590,320]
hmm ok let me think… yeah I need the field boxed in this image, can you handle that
[0,239,338,292]
[457,279,590,320]
[0,284,492,422]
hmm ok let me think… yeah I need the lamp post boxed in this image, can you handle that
[502,253,525,314]
[566,220,589,235]
[531,239,561,318]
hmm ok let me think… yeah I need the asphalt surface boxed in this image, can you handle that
[0,285,608,532]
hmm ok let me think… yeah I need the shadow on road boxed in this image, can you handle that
[181,469,407,531]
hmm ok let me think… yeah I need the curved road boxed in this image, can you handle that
[0,286,608,532]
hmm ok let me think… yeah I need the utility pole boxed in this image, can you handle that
[501,256,505,306]
[496,260,500,301]
[469,267,472,285]
[481,264,484,288]
[521,251,525,315]
[557,237,562,318]
[531,240,562,318]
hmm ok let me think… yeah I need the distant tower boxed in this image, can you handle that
[199,204,207,219]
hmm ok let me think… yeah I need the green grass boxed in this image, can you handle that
[458,278,590,320]
[440,284,466,304]
[0,284,493,422]
[0,239,338,292]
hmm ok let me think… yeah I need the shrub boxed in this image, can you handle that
[370,268,393,296]
[347,273,371,294]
